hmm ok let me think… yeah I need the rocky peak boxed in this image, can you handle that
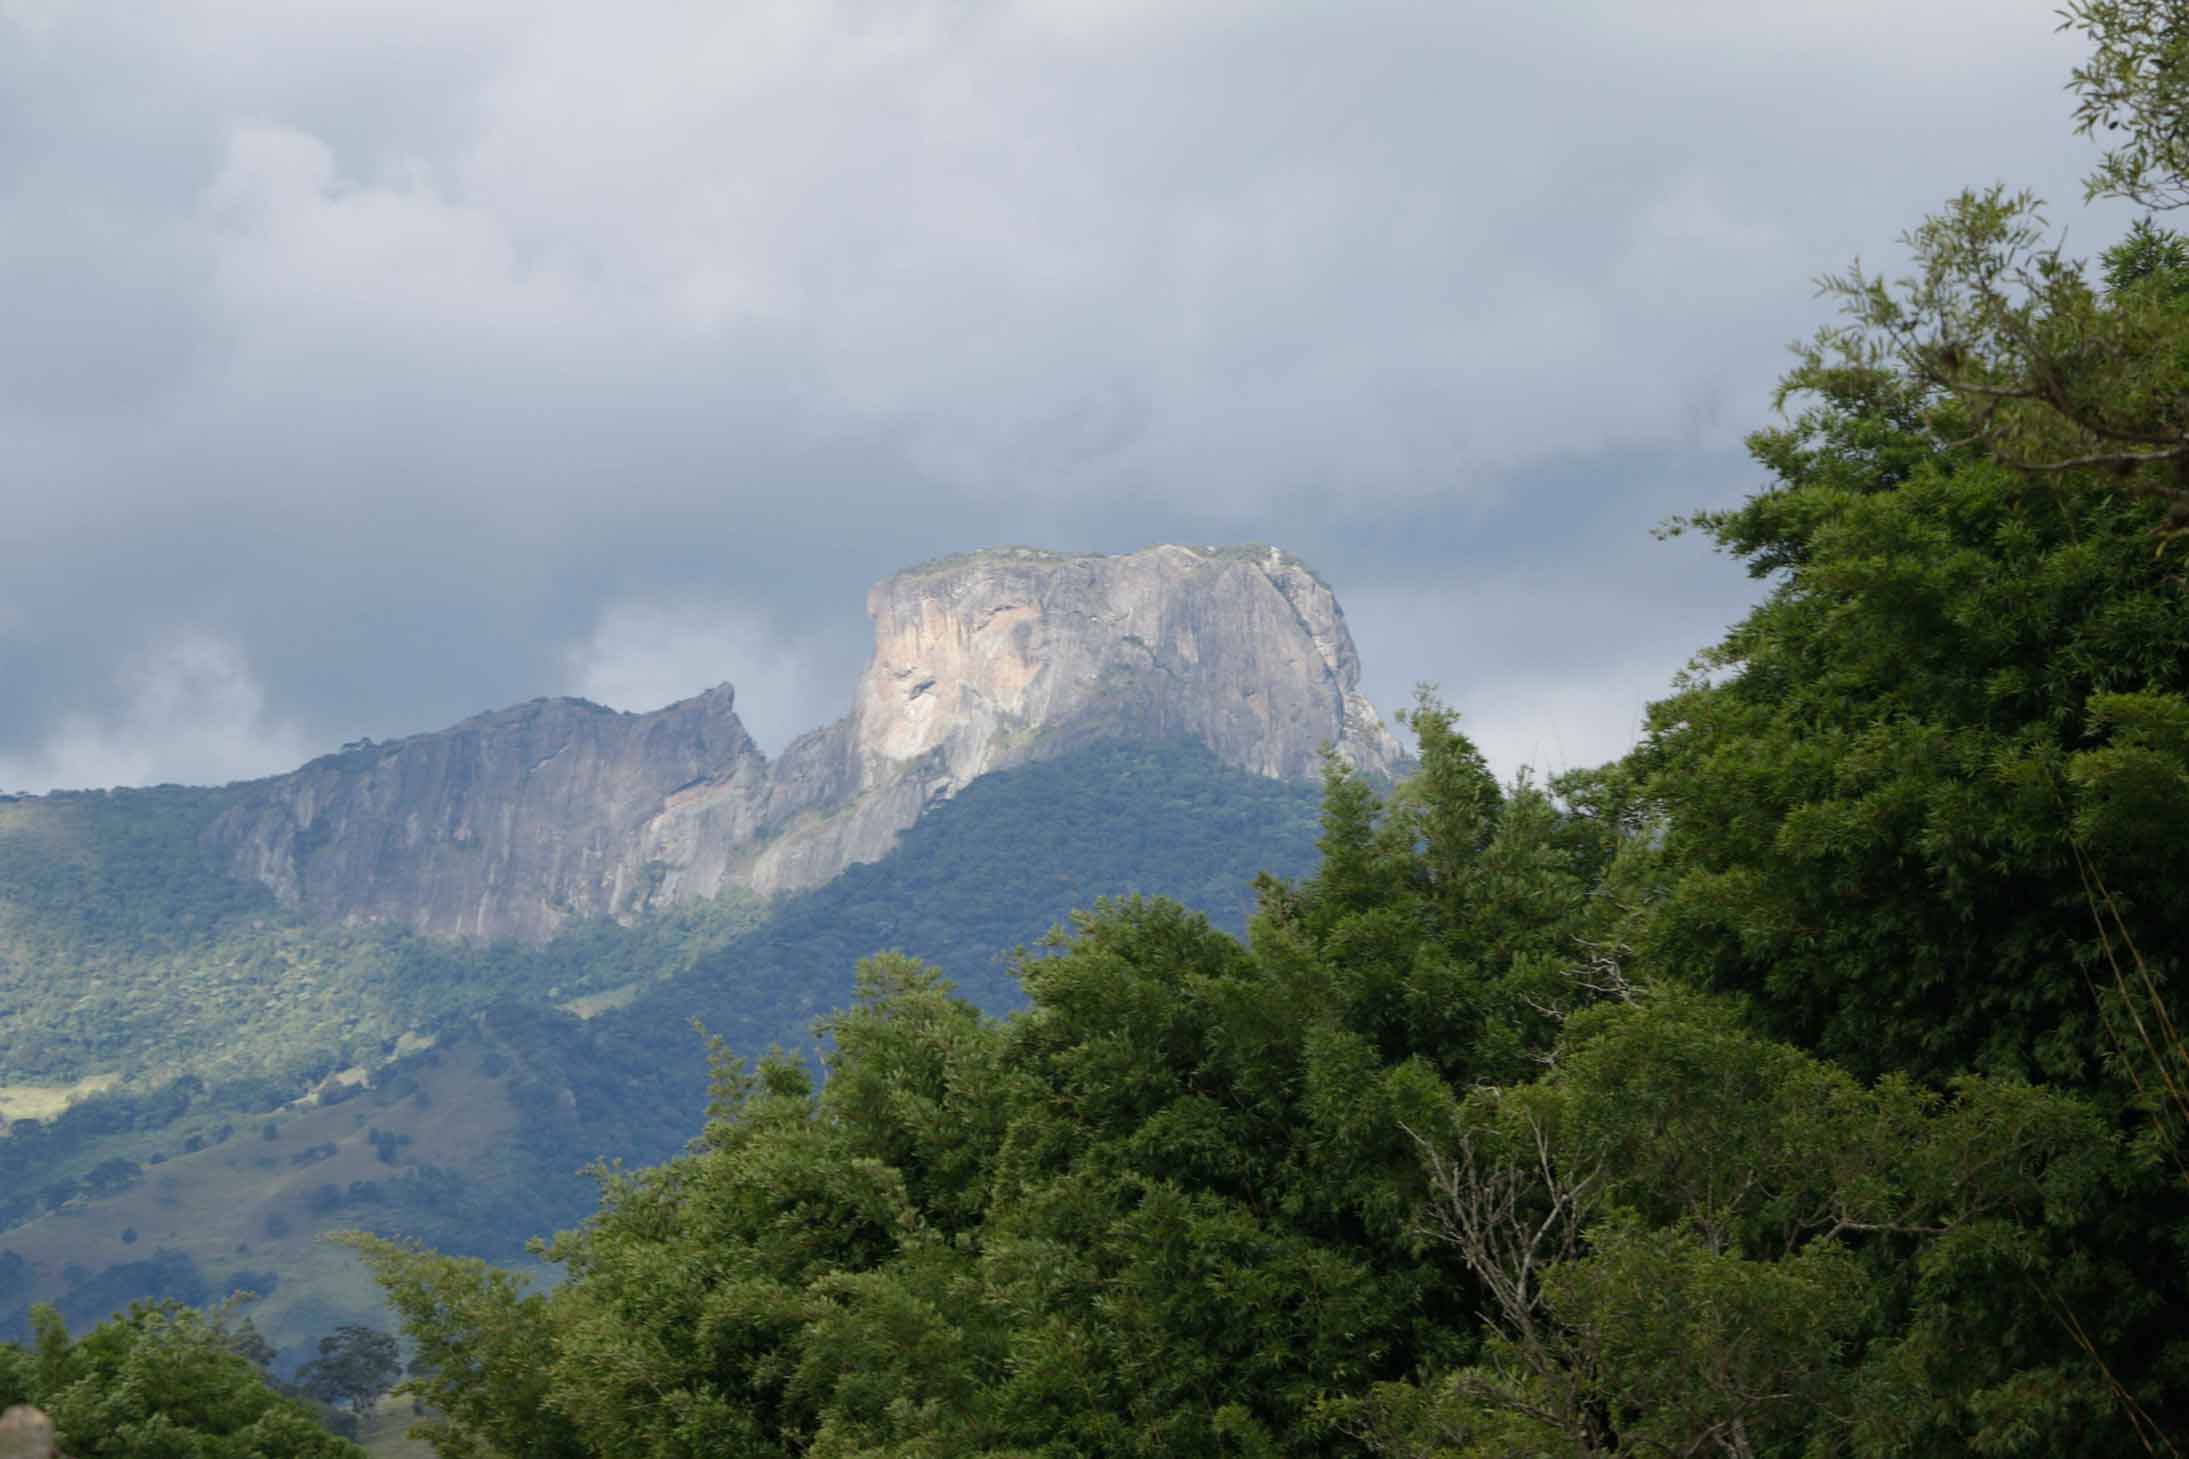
[850,543,1396,788]
[205,545,1400,941]
[209,686,769,942]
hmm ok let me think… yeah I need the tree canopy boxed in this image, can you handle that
[0,1302,362,1459]
[343,684,2172,1456]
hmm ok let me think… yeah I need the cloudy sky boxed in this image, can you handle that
[0,0,2138,791]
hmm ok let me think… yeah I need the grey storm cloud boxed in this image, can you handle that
[0,0,2136,790]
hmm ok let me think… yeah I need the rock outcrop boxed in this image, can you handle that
[207,687,774,943]
[204,544,1400,941]
[0,1406,56,1459]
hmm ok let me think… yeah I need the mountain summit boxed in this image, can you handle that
[205,544,1400,942]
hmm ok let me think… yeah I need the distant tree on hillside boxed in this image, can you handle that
[223,1313,278,1371]
[80,1159,140,1199]
[295,1324,400,1417]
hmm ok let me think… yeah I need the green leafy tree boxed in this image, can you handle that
[1358,988,2114,1458]
[1624,361,2189,1448]
[1640,371,2189,1089]
[1617,41,2189,1425]
[294,1324,399,1418]
[337,1237,585,1459]
[529,992,1010,1458]
[221,1314,276,1371]
[0,1300,362,1458]
[2068,0,2189,214]
[80,1160,140,1200]
[1794,1,2189,541]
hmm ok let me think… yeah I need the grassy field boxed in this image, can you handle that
[556,979,644,1019]
[0,1074,119,1124]
[357,1392,442,1458]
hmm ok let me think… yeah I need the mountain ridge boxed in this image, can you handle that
[197,543,1399,942]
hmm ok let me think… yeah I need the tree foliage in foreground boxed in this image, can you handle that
[346,712,1591,1459]
[1798,0,2189,539]
[1627,356,2189,1443]
[1359,988,2111,1458]
[345,691,2147,1457]
[1641,361,2189,1090]
[1618,11,2189,1434]
[0,1301,361,1458]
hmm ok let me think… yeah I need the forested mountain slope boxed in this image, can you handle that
[0,739,1326,1361]
[456,737,1326,1236]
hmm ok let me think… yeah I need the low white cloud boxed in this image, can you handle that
[560,600,839,757]
[0,634,312,793]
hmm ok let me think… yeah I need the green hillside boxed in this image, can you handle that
[438,738,1328,1241]
[0,738,1327,1359]
[328,738,1330,1258]
[0,786,767,1093]
[0,739,1315,1099]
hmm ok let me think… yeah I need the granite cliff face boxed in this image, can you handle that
[205,688,776,943]
[204,545,1401,941]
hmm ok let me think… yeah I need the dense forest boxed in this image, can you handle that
[8,5,2189,1455]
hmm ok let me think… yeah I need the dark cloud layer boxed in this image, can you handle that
[0,0,2133,788]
